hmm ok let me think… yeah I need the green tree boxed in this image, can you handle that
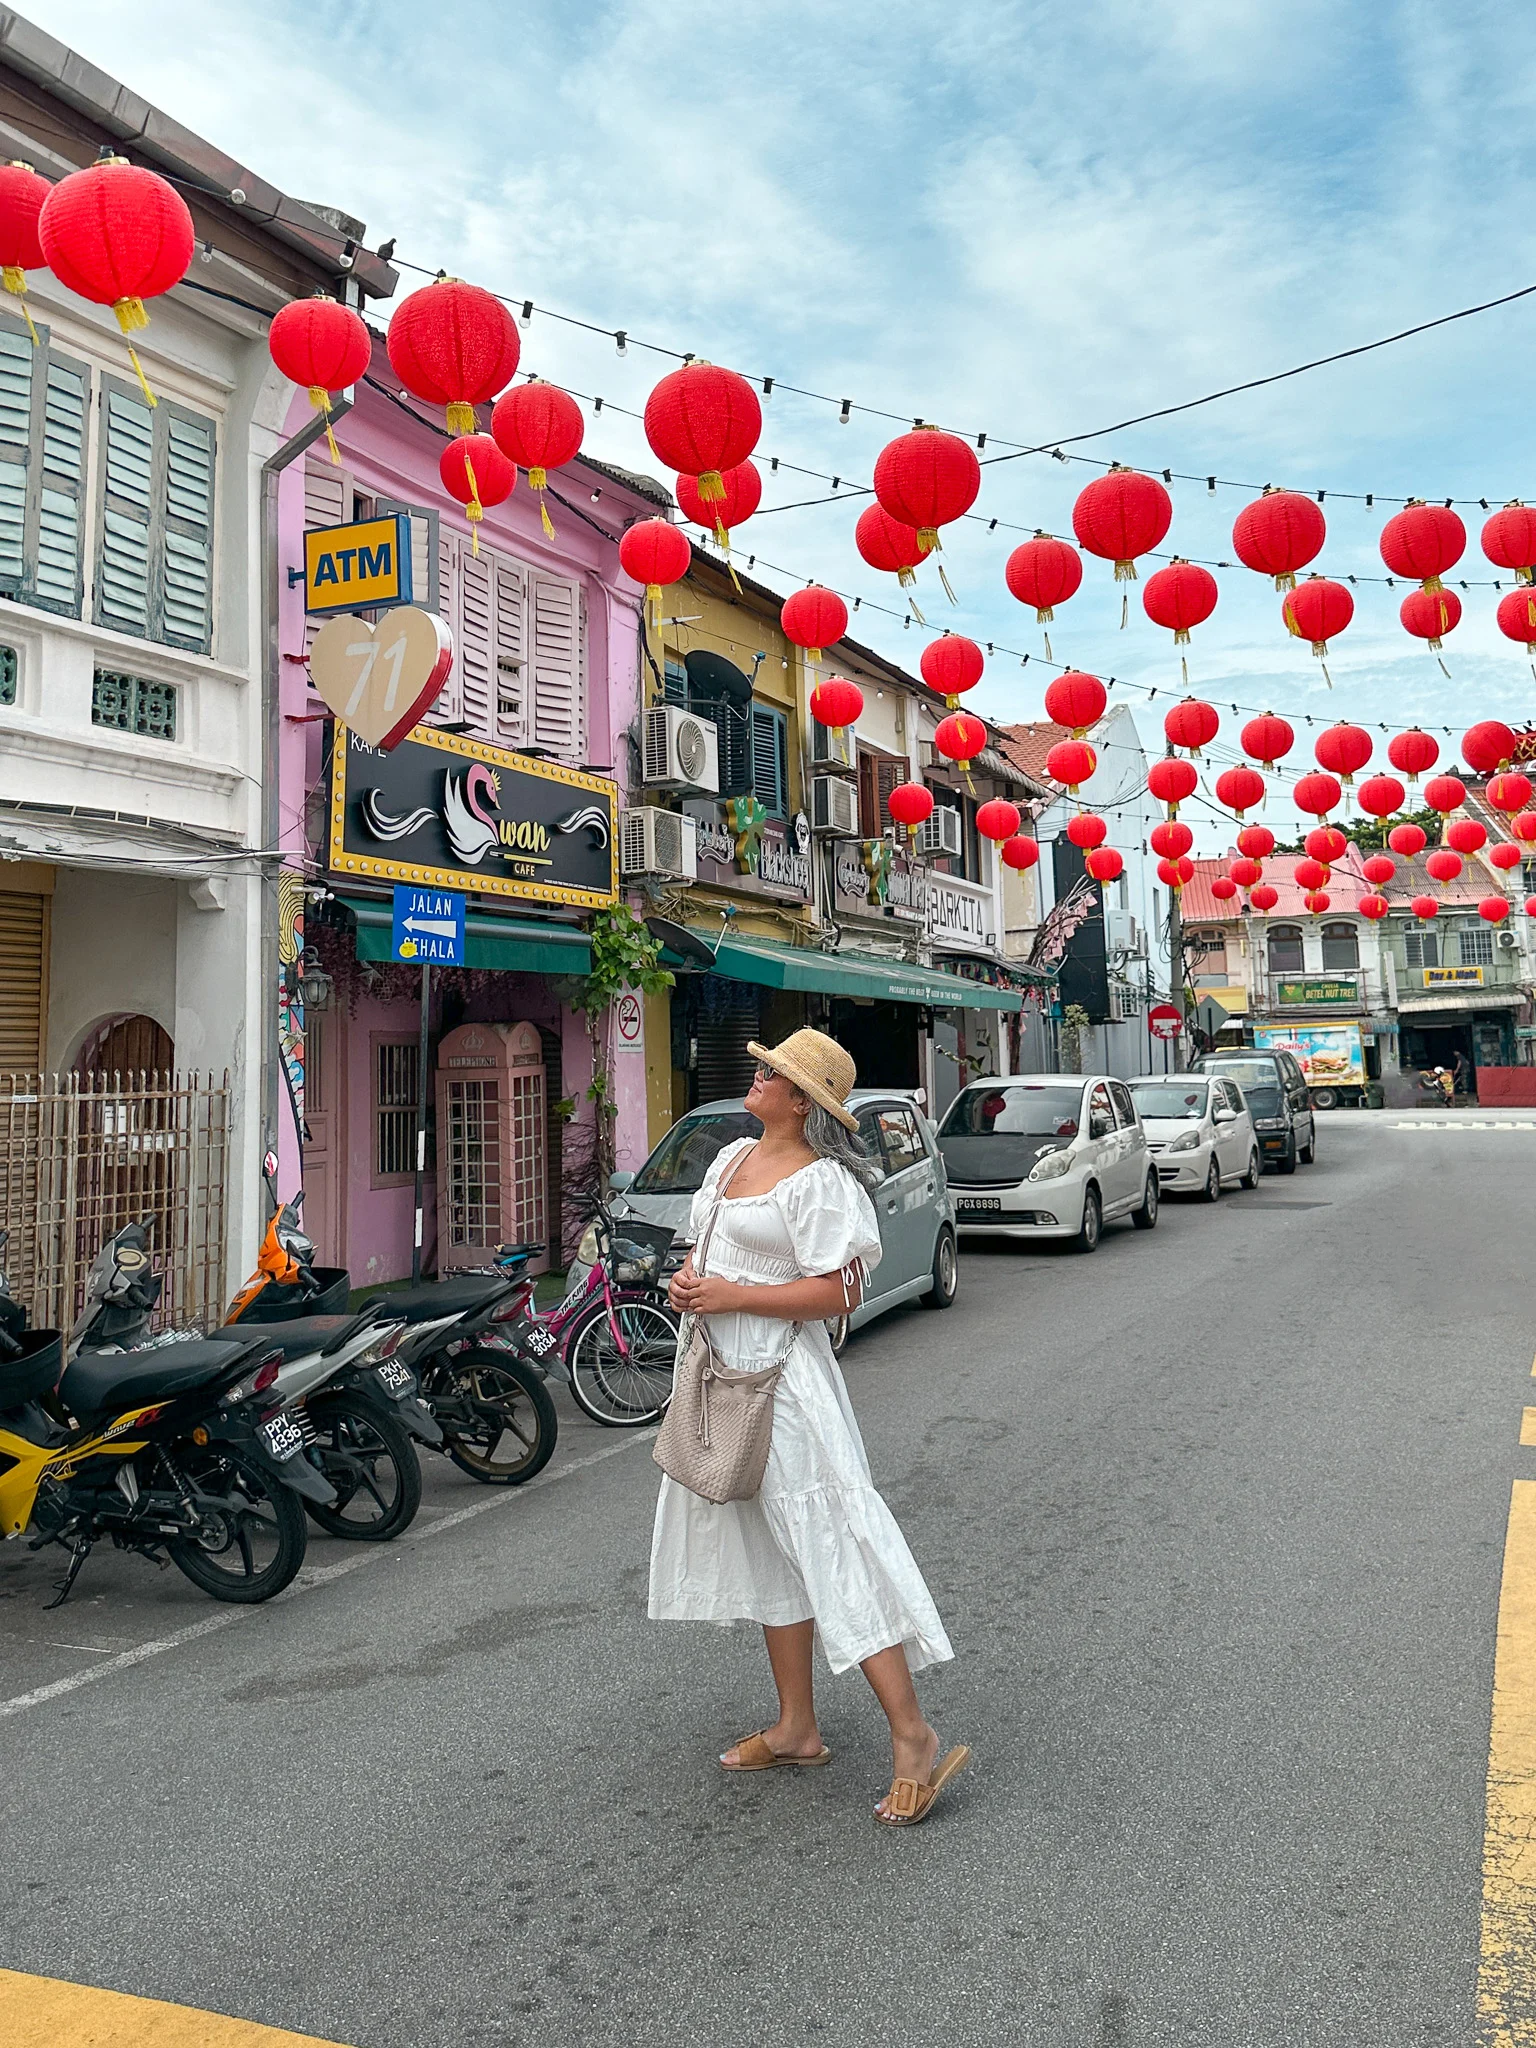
[1273,805,1438,854]
[566,905,673,1185]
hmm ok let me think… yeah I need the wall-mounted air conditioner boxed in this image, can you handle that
[619,806,698,881]
[643,705,719,793]
[1497,928,1519,950]
[918,807,963,858]
[811,722,857,774]
[1105,908,1144,955]
[811,775,859,837]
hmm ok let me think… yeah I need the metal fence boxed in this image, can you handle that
[0,1070,229,1335]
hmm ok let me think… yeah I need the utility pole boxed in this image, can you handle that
[1168,881,1185,1073]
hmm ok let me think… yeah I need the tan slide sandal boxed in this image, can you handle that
[875,1743,970,1827]
[720,1731,832,1771]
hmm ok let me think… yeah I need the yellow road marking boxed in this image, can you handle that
[1479,1480,1536,2040]
[1520,1411,1536,1447]
[0,1969,354,2046]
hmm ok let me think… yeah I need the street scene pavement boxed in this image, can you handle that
[4,1113,1529,2046]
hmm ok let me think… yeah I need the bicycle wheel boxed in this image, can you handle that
[565,1295,678,1427]
[437,1347,557,1485]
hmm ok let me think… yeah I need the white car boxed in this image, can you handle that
[1128,1074,1261,1200]
[936,1075,1159,1253]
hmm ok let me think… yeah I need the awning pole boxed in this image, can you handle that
[412,960,431,1286]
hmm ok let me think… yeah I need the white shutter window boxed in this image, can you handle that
[35,355,87,615]
[96,384,154,636]
[431,529,464,724]
[529,570,583,760]
[493,552,525,745]
[458,542,493,735]
[161,407,214,651]
[303,456,351,532]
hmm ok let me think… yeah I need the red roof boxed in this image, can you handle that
[997,721,1064,784]
[1179,845,1487,921]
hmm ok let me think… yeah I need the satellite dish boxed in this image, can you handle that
[684,649,752,704]
[645,917,719,969]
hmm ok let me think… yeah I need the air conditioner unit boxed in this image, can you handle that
[1497,928,1519,949]
[642,705,719,793]
[811,722,857,774]
[811,774,859,837]
[1105,908,1145,955]
[619,806,697,881]
[918,806,963,858]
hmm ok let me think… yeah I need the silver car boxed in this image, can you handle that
[1129,1074,1261,1200]
[599,1090,960,1337]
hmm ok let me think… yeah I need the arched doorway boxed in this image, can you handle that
[75,1013,174,1079]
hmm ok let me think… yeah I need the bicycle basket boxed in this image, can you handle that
[610,1238,664,1288]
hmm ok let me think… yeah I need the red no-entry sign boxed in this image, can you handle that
[1148,1003,1183,1040]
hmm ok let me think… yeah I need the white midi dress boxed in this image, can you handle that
[647,1139,953,1676]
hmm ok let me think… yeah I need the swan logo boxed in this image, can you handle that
[365,767,612,877]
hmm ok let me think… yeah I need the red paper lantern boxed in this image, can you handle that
[643,363,761,503]
[1424,774,1468,815]
[1445,817,1488,855]
[1210,876,1239,901]
[780,585,850,666]
[1237,824,1276,859]
[1005,534,1082,621]
[1304,890,1331,916]
[1379,499,1465,590]
[1147,757,1199,813]
[1358,893,1389,921]
[1157,855,1194,889]
[1086,846,1124,884]
[1001,835,1040,871]
[809,677,864,732]
[1314,723,1373,784]
[1481,896,1511,924]
[1463,720,1519,775]
[1250,883,1279,911]
[976,798,1022,842]
[1043,670,1106,736]
[1067,812,1108,849]
[1400,587,1461,653]
[1305,826,1347,864]
[1294,858,1330,892]
[1389,822,1429,857]
[1071,466,1172,580]
[1231,488,1326,590]
[1282,576,1354,662]
[439,433,515,542]
[1499,589,1536,654]
[676,460,762,548]
[387,278,521,433]
[1516,813,1536,843]
[887,782,934,837]
[1490,842,1523,872]
[1362,854,1396,886]
[1230,857,1265,889]
[1143,560,1218,652]
[1388,728,1439,781]
[1163,697,1220,757]
[937,711,988,767]
[491,379,584,485]
[268,295,372,464]
[920,635,985,708]
[1045,738,1097,792]
[1482,502,1536,583]
[1215,765,1266,818]
[1293,772,1343,819]
[1241,713,1295,767]
[855,504,925,590]
[1425,849,1464,886]
[1487,771,1534,814]
[38,157,194,402]
[0,160,49,334]
[1411,894,1440,919]
[1150,819,1193,859]
[872,425,980,554]
[618,518,692,625]
[1357,773,1407,820]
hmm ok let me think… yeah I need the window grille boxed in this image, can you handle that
[1404,929,1440,969]
[375,1040,420,1180]
[91,668,177,740]
[0,644,15,705]
[1458,927,1494,967]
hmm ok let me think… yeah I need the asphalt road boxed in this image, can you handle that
[3,1110,1532,2046]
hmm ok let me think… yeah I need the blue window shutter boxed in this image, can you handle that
[96,382,154,637]
[751,704,787,817]
[161,406,215,651]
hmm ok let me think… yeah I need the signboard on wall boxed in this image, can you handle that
[692,811,813,903]
[328,722,618,910]
[304,515,413,615]
[1274,977,1358,1007]
[1252,1023,1365,1086]
[925,872,992,955]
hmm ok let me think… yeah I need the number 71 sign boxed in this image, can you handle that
[308,606,454,751]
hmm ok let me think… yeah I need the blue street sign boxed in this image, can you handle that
[391,884,464,966]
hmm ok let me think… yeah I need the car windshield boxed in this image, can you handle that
[630,1110,760,1195]
[1129,1081,1208,1120]
[1202,1061,1282,1116]
[937,1083,1082,1182]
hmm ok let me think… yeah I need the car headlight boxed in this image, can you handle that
[1254,1118,1285,1132]
[1167,1130,1201,1154]
[1028,1150,1073,1182]
[575,1223,599,1266]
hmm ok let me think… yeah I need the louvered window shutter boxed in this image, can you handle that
[373,497,438,611]
[431,529,464,724]
[302,456,354,663]
[457,542,493,735]
[161,407,215,651]
[492,551,526,745]
[0,885,47,1070]
[663,658,687,708]
[528,571,584,759]
[0,324,31,593]
[35,353,87,616]
[95,379,216,650]
[750,705,787,817]
[876,757,900,833]
[96,383,154,636]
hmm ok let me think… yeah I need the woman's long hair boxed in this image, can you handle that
[801,1101,882,1190]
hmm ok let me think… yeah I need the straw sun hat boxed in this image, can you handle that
[747,1028,859,1131]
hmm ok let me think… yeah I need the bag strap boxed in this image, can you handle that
[693,1141,757,1280]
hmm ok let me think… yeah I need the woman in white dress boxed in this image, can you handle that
[648,1028,967,1827]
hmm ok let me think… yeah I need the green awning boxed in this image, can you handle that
[339,894,591,976]
[684,930,1024,1012]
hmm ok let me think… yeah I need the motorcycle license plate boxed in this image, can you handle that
[260,1412,304,1462]
[374,1359,415,1397]
[522,1324,558,1359]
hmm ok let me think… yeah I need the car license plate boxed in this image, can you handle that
[522,1324,558,1359]
[957,1197,1002,1212]
[374,1358,414,1397]
[260,1412,304,1462]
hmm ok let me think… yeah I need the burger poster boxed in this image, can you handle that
[1252,1024,1365,1088]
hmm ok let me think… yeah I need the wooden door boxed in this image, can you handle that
[301,1008,344,1265]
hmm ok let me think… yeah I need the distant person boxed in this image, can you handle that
[1452,1050,1470,1102]
[1439,1066,1455,1104]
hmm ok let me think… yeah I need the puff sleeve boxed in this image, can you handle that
[685,1136,756,1242]
[776,1160,883,1286]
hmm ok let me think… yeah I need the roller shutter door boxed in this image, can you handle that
[0,888,46,1071]
[694,1003,760,1105]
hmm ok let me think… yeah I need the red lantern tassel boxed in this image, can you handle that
[2,268,36,347]
[446,401,476,435]
[1113,557,1138,581]
[696,468,725,503]
[462,449,484,557]
[307,384,341,466]
[529,464,556,538]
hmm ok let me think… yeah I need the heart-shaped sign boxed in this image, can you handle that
[308,606,454,750]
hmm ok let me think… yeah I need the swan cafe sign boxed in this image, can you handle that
[327,723,619,910]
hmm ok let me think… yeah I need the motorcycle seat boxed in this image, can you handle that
[356,1274,512,1325]
[210,1311,376,1361]
[62,1336,273,1427]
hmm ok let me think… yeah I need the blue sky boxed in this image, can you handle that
[30,0,1536,841]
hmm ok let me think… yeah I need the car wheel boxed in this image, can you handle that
[1277,1138,1298,1174]
[1299,1124,1316,1164]
[1202,1158,1221,1203]
[826,1314,850,1356]
[921,1228,958,1308]
[1074,1186,1102,1254]
[1241,1149,1260,1190]
[1131,1173,1159,1230]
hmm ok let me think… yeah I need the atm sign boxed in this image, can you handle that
[304,514,412,615]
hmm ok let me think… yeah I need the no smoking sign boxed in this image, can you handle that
[615,992,644,1053]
